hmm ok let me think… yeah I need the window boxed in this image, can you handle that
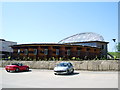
[78,50,80,56]
[102,45,104,49]
[77,47,82,50]
[44,49,48,55]
[18,63,23,66]
[86,48,90,51]
[56,49,59,55]
[24,49,28,55]
[34,49,37,55]
[69,63,73,66]
[18,49,20,54]
[67,49,70,56]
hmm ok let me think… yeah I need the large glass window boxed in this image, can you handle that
[102,45,104,49]
[86,48,90,51]
[67,49,70,56]
[34,49,37,55]
[44,49,48,55]
[24,49,28,55]
[56,49,59,55]
[18,49,20,54]
[78,50,80,56]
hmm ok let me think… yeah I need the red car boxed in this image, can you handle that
[5,63,29,72]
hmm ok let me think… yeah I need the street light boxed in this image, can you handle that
[112,39,116,52]
[112,39,116,42]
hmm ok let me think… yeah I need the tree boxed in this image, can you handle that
[116,42,120,52]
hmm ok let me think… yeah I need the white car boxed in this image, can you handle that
[54,62,74,75]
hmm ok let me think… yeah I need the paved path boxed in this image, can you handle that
[0,68,118,88]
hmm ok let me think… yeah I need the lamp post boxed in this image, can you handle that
[112,39,116,52]
[112,39,116,42]
[112,39,117,60]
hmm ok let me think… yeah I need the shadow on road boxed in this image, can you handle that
[9,70,32,73]
[56,72,79,76]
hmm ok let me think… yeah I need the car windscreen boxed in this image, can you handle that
[11,63,23,66]
[11,63,19,66]
[57,63,68,67]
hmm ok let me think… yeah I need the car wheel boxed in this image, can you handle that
[71,69,74,73]
[54,73,57,75]
[15,68,19,72]
[6,70,10,72]
[26,67,29,71]
[67,70,70,74]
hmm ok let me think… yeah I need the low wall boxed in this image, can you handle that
[0,60,120,71]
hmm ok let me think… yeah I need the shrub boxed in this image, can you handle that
[76,57,80,60]
[72,57,76,60]
[52,57,55,61]
[59,57,63,61]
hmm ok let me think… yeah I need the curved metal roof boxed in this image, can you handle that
[58,32,104,43]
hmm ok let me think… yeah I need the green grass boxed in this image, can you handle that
[108,52,120,58]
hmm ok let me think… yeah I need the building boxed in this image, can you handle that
[12,43,101,60]
[0,39,17,58]
[58,32,109,58]
[11,32,108,60]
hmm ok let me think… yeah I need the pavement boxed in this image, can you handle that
[0,68,118,88]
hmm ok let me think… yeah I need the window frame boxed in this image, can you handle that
[34,49,38,55]
[67,49,71,56]
[44,49,48,55]
[24,49,28,55]
[77,50,80,56]
[17,49,20,54]
[56,49,59,55]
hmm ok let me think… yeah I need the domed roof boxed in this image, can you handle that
[58,32,104,43]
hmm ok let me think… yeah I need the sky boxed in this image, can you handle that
[0,1,118,52]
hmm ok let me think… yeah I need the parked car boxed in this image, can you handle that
[54,62,74,75]
[5,63,29,72]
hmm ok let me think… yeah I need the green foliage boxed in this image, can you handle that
[108,52,120,58]
[33,58,36,61]
[84,56,87,60]
[52,57,55,60]
[115,42,120,52]
[76,57,81,60]
[94,56,99,60]
[44,58,47,61]
[48,58,51,61]
[59,57,63,61]
[100,57,106,60]
[72,57,76,60]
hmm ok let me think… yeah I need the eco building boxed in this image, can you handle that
[11,32,108,60]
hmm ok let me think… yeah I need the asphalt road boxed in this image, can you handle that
[0,68,118,88]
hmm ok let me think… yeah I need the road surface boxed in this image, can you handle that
[0,68,118,88]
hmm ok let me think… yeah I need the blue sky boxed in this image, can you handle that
[1,2,118,52]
